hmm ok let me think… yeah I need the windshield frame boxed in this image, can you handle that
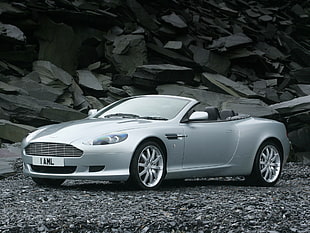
[93,95,192,121]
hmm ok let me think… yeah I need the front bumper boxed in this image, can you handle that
[22,145,132,181]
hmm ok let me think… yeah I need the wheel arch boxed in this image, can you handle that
[260,137,284,159]
[133,136,168,159]
[128,136,168,189]
[249,136,284,174]
[129,136,168,171]
[246,136,285,186]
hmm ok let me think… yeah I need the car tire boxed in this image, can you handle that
[129,141,166,190]
[32,177,65,187]
[246,141,283,187]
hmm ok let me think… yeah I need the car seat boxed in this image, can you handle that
[220,109,236,120]
[204,107,220,120]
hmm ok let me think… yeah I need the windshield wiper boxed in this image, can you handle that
[140,116,168,121]
[104,113,140,118]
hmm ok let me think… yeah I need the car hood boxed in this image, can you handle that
[29,118,160,144]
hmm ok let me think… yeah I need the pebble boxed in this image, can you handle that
[0,162,309,232]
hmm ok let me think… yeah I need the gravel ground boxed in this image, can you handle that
[0,161,309,233]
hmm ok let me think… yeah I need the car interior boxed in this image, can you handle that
[182,104,241,123]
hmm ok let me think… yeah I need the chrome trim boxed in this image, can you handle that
[25,142,83,157]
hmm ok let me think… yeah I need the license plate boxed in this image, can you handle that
[32,157,64,167]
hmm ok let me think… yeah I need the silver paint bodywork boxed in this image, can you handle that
[22,95,291,182]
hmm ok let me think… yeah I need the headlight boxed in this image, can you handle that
[84,133,128,145]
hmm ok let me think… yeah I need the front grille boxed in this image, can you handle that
[31,165,76,174]
[25,142,83,157]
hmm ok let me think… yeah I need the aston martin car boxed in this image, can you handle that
[22,95,290,189]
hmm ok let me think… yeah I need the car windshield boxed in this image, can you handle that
[96,96,190,120]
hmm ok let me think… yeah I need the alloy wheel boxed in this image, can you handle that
[259,145,281,183]
[137,145,164,188]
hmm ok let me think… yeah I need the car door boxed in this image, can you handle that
[182,121,239,168]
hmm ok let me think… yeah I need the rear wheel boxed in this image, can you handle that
[246,141,282,186]
[32,177,65,187]
[129,141,166,190]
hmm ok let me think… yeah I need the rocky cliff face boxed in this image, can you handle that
[0,0,309,160]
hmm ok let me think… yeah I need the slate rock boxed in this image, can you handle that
[265,88,280,103]
[270,95,310,115]
[0,93,86,126]
[40,107,86,123]
[0,22,26,43]
[112,38,130,55]
[202,72,258,98]
[222,98,278,117]
[147,43,197,69]
[218,4,238,17]
[189,45,230,75]
[77,70,103,91]
[122,85,154,96]
[0,43,36,66]
[253,80,267,97]
[24,71,41,82]
[290,84,310,96]
[295,152,310,165]
[291,4,309,19]
[106,35,147,75]
[258,15,273,23]
[70,80,90,109]
[57,92,74,108]
[287,111,310,129]
[164,41,183,50]
[112,74,133,87]
[33,60,73,86]
[291,48,310,67]
[255,42,285,60]
[126,0,158,31]
[88,61,101,71]
[0,157,17,178]
[97,74,112,91]
[158,25,177,37]
[9,77,63,102]
[99,96,119,106]
[279,91,295,102]
[291,68,310,84]
[0,81,28,95]
[161,12,188,30]
[133,64,194,88]
[156,84,239,108]
[209,33,253,51]
[245,9,261,18]
[35,17,80,74]
[0,60,25,76]
[0,2,26,16]
[0,107,9,120]
[0,93,42,116]
[288,126,310,152]
[278,33,310,67]
[77,38,101,69]
[108,86,128,98]
[85,96,105,110]
[0,120,36,142]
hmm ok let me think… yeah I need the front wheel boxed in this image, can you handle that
[246,141,283,186]
[32,177,65,187]
[128,141,166,190]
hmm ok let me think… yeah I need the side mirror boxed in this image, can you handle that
[88,109,98,117]
[189,111,209,121]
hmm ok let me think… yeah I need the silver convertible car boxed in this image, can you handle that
[22,95,290,189]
